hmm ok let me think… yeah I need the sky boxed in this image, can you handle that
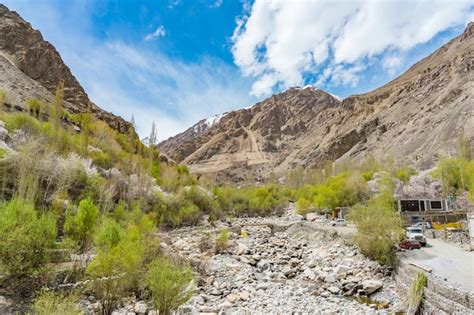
[2,0,473,141]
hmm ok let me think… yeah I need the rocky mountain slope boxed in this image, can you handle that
[159,23,474,182]
[0,4,132,133]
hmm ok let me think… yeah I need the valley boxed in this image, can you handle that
[0,2,473,315]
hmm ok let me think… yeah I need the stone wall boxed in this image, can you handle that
[394,260,473,314]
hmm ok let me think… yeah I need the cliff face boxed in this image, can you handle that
[159,23,474,182]
[0,4,132,133]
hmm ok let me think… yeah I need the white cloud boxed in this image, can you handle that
[65,40,255,141]
[232,0,474,97]
[382,55,403,76]
[2,0,255,141]
[145,25,166,41]
[209,0,223,9]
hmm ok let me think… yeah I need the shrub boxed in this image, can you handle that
[86,226,146,314]
[215,228,230,254]
[348,183,404,266]
[3,113,42,135]
[0,199,57,276]
[94,217,125,250]
[0,90,7,104]
[296,197,311,215]
[181,186,218,217]
[395,166,417,183]
[145,256,194,315]
[432,157,473,196]
[407,272,428,312]
[157,194,201,227]
[26,98,46,118]
[31,290,82,315]
[64,198,99,251]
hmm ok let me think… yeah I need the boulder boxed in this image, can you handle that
[226,293,240,303]
[327,286,340,294]
[257,259,271,271]
[361,279,383,295]
[324,274,337,283]
[237,242,250,255]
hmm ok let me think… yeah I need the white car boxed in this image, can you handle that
[406,226,427,246]
[413,222,432,230]
[330,218,347,226]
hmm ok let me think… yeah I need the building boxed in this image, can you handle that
[397,199,449,212]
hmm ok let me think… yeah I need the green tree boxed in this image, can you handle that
[296,196,311,215]
[0,199,57,275]
[145,256,194,315]
[64,198,99,251]
[348,178,404,266]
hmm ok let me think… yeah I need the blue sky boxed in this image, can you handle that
[2,0,473,140]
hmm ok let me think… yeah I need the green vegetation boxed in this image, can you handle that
[394,165,417,183]
[432,156,474,200]
[213,184,287,217]
[348,175,404,266]
[291,171,369,214]
[0,85,472,314]
[215,228,230,253]
[64,198,100,251]
[0,90,7,105]
[407,272,428,311]
[0,199,56,276]
[86,214,155,314]
[296,196,311,215]
[31,290,82,315]
[145,256,194,315]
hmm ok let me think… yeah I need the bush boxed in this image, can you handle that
[407,272,428,311]
[64,198,99,251]
[157,194,201,228]
[86,211,156,314]
[215,228,230,254]
[348,182,404,266]
[395,166,417,183]
[87,226,146,314]
[296,197,311,215]
[3,113,42,135]
[0,199,57,276]
[145,256,194,315]
[432,157,473,196]
[94,217,125,250]
[31,290,82,315]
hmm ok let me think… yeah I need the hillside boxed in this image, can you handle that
[0,4,132,134]
[159,22,474,182]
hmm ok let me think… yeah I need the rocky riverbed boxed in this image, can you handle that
[158,214,404,314]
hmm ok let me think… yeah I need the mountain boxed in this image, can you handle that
[0,4,132,133]
[159,23,474,182]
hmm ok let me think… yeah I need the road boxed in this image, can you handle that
[306,217,474,291]
[402,238,474,291]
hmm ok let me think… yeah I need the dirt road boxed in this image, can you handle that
[402,238,474,291]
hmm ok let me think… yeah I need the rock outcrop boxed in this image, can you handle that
[0,4,133,134]
[159,23,474,182]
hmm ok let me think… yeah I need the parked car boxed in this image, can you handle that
[413,222,432,230]
[330,218,347,226]
[406,226,427,246]
[399,239,422,250]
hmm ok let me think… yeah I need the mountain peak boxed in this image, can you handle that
[159,24,473,183]
[461,21,474,41]
[0,4,132,133]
